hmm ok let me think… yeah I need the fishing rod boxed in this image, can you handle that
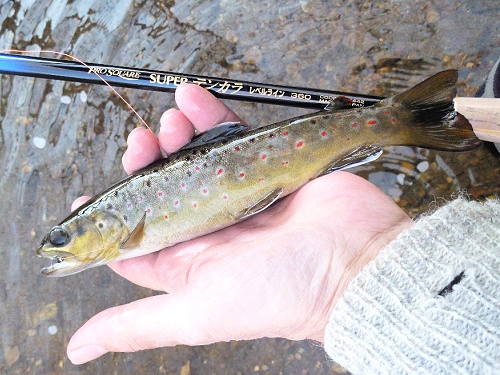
[0,52,498,142]
[0,53,382,109]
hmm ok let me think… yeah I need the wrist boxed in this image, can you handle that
[313,215,412,343]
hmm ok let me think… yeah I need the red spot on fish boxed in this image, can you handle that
[174,200,179,206]
[202,188,208,194]
[282,161,289,165]
[367,120,377,126]
[223,194,229,200]
[164,215,169,220]
[346,137,351,141]
[321,131,327,137]
[126,203,132,209]
[261,154,267,160]
[192,202,198,209]
[392,118,396,123]
[239,172,245,178]
[146,208,151,214]
[296,141,304,148]
[385,110,390,114]
[158,192,163,197]
[352,123,358,128]
[217,168,224,176]
[337,115,342,119]
[195,166,200,171]
[311,120,317,124]
[181,182,186,189]
[259,177,264,181]
[283,131,289,136]
[234,146,241,152]
[138,196,143,202]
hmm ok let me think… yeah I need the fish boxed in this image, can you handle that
[37,70,481,276]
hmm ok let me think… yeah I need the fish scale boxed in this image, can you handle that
[37,70,481,276]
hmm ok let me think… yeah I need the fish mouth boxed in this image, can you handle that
[37,247,85,277]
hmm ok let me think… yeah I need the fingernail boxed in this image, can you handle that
[68,345,107,364]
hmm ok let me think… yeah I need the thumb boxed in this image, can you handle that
[67,290,220,364]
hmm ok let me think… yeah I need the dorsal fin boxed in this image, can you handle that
[179,122,249,151]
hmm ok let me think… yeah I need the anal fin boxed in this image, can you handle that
[239,188,284,219]
[121,212,146,249]
[316,145,383,177]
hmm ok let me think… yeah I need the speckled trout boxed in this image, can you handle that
[37,70,481,276]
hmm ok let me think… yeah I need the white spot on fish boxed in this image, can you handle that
[80,91,88,103]
[417,161,429,173]
[60,95,71,104]
[33,136,46,149]
[48,325,57,335]
[396,173,405,185]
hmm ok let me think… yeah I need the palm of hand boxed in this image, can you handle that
[67,84,411,364]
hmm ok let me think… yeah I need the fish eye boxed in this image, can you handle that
[48,227,70,247]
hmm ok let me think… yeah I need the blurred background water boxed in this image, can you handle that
[0,1,499,374]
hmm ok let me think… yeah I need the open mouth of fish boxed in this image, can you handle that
[36,248,82,276]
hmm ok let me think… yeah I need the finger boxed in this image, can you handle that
[67,290,231,364]
[157,109,195,154]
[67,292,197,364]
[175,83,243,132]
[122,127,162,174]
[68,251,284,365]
[71,196,91,211]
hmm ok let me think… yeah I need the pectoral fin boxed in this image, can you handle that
[239,188,284,219]
[316,145,383,177]
[121,212,146,249]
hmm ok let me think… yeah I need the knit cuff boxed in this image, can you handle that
[324,198,500,375]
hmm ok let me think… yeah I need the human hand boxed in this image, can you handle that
[67,84,412,364]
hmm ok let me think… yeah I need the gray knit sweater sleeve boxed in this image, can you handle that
[324,198,500,374]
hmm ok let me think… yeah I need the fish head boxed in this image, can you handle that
[37,209,129,276]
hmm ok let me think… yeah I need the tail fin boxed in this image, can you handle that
[386,70,482,151]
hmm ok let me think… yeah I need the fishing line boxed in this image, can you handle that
[0,49,155,136]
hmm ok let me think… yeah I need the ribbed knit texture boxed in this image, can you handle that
[324,198,500,374]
